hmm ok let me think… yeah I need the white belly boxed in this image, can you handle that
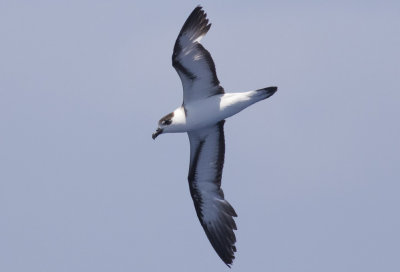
[182,91,263,131]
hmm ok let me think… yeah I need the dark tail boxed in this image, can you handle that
[256,86,278,100]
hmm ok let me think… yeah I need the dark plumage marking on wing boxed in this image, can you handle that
[193,43,220,86]
[188,140,205,212]
[172,6,210,78]
[173,43,196,81]
[188,120,237,267]
[172,6,224,104]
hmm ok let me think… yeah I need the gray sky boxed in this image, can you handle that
[1,1,399,271]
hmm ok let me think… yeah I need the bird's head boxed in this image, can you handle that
[152,112,175,140]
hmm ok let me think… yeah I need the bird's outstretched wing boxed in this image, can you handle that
[172,6,224,105]
[187,120,237,266]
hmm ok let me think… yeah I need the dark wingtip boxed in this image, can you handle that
[267,86,278,94]
[264,86,278,98]
[194,5,203,11]
[177,5,211,41]
[223,256,234,268]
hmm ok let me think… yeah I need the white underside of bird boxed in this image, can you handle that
[164,90,275,133]
[152,6,277,267]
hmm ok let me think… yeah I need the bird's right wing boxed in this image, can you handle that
[172,6,224,105]
[187,120,237,266]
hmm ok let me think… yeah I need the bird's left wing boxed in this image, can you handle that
[187,120,237,266]
[172,6,224,105]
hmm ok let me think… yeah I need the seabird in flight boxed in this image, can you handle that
[152,6,277,266]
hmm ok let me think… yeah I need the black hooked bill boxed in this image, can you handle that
[152,128,163,140]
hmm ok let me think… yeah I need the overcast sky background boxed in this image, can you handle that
[1,1,399,271]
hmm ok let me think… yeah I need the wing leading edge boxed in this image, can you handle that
[187,120,237,266]
[172,6,224,105]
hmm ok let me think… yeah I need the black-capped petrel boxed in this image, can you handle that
[152,6,277,266]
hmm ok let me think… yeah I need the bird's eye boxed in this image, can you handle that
[162,119,172,126]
